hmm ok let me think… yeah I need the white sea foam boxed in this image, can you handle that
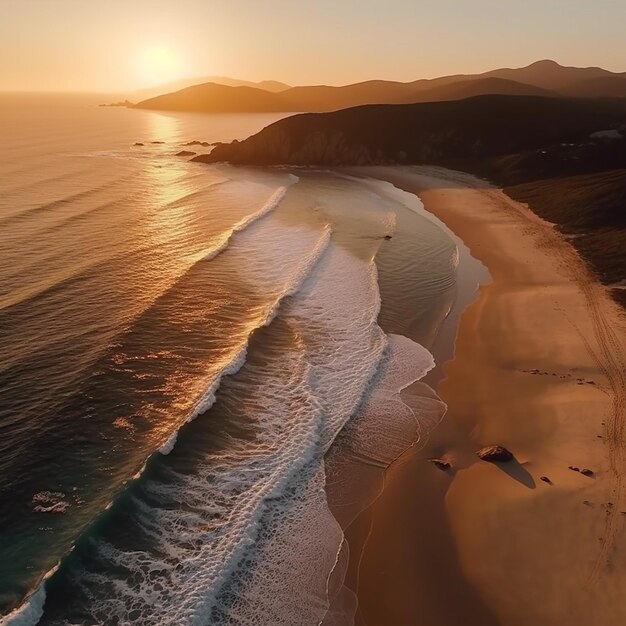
[204,246,389,626]
[158,223,333,457]
[157,344,249,455]
[200,185,290,262]
[2,175,319,624]
[0,585,46,626]
[1,562,61,626]
[324,334,445,532]
[32,172,446,626]
[204,221,445,626]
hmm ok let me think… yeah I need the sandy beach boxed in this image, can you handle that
[344,166,626,626]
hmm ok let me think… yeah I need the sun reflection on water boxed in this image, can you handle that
[145,110,182,144]
[134,112,210,272]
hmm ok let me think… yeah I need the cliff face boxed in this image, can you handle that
[194,96,626,167]
[201,129,379,166]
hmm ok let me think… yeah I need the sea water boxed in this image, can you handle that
[0,95,459,625]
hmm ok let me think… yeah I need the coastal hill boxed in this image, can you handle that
[480,59,623,90]
[133,76,290,101]
[559,76,626,98]
[506,169,626,285]
[196,96,626,166]
[135,60,626,113]
[136,83,290,113]
[273,77,553,112]
[401,77,555,103]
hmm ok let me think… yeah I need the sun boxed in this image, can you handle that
[137,45,183,86]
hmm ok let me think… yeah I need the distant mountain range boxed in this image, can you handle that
[134,60,626,113]
[133,76,290,101]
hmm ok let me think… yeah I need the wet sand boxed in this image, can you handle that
[344,166,626,626]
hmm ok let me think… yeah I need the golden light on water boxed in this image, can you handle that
[145,109,181,143]
[139,112,203,261]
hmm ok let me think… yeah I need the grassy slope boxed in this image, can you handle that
[471,166,626,307]
[436,114,625,307]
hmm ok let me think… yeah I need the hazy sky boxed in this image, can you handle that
[1,0,625,92]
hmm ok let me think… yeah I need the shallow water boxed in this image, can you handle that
[0,97,460,625]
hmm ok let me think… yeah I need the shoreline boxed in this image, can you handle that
[343,165,626,625]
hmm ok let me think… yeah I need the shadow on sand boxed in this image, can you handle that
[492,458,537,489]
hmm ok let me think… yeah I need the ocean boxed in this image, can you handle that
[0,95,462,625]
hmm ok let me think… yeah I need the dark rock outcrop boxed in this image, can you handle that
[476,445,514,463]
[429,458,451,471]
[100,100,133,108]
[176,150,196,156]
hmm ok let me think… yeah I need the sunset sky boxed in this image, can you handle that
[2,0,625,93]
